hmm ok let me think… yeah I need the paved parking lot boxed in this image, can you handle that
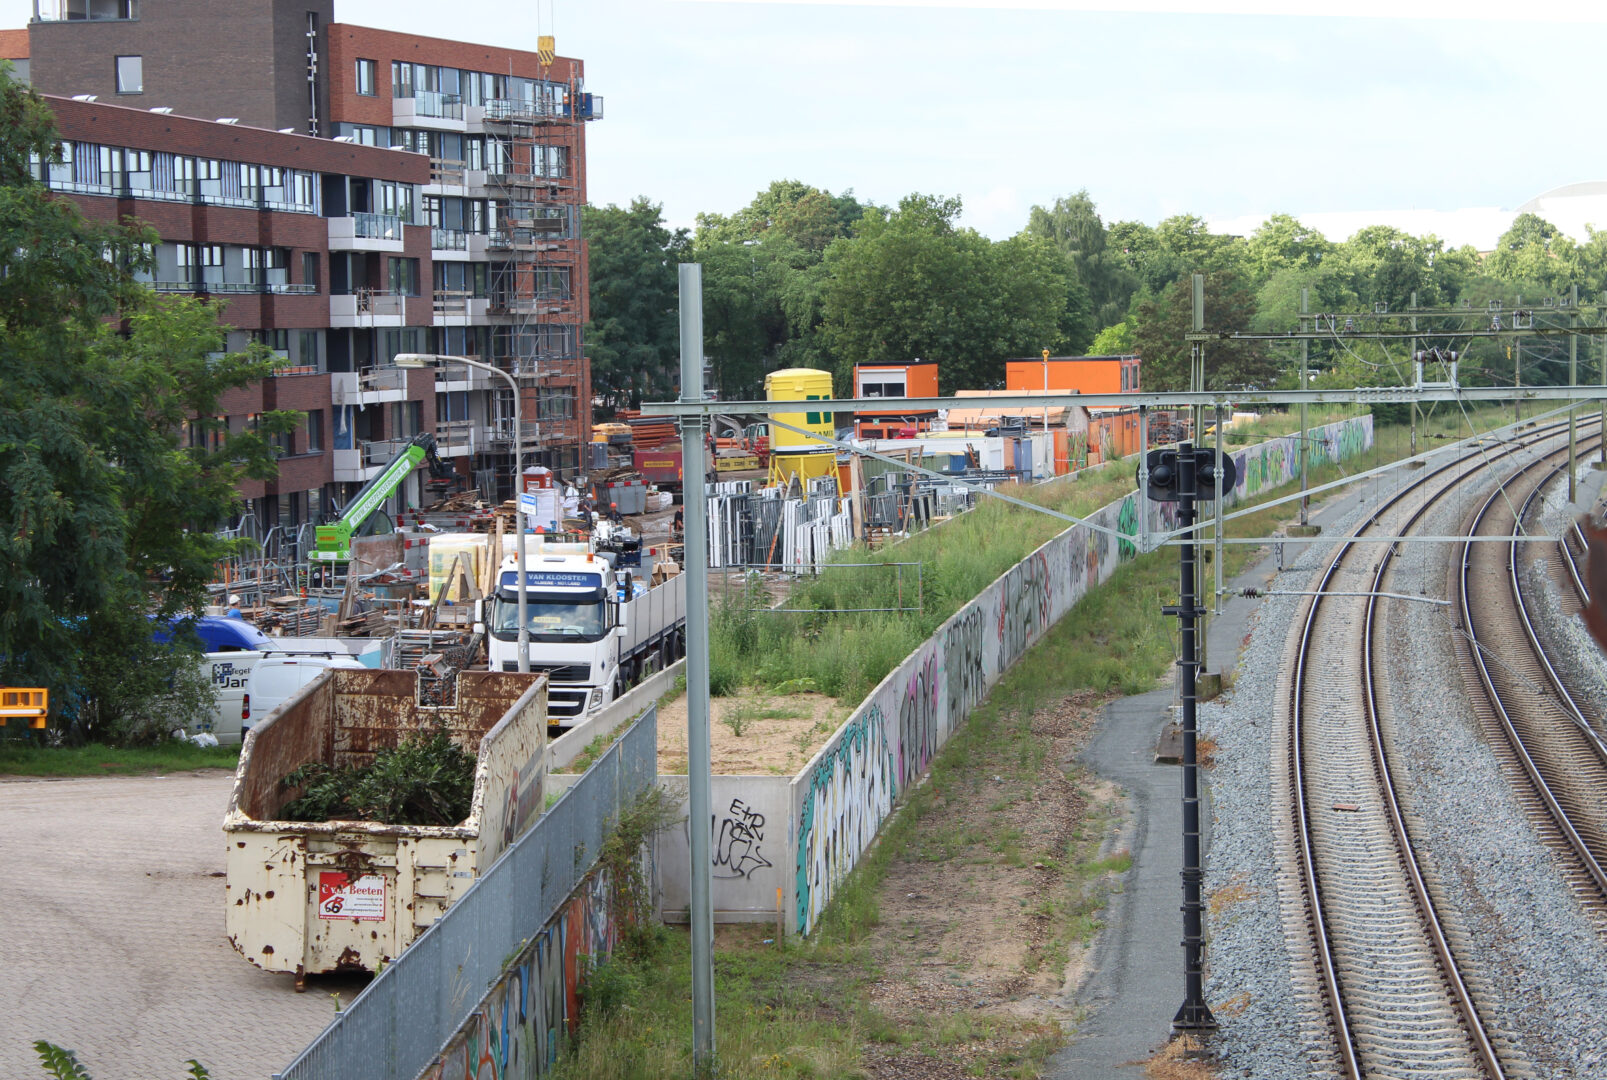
[0,771,364,1080]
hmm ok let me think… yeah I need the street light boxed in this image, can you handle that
[395,352,529,673]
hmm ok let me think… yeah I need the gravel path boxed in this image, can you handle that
[1200,442,1607,1079]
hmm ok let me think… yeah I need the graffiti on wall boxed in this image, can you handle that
[997,552,1051,669]
[898,652,941,787]
[712,797,774,879]
[419,866,617,1080]
[943,606,986,722]
[794,704,894,934]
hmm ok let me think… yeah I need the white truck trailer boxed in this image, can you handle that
[483,552,685,725]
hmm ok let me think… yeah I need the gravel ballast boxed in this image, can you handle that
[1198,441,1607,1079]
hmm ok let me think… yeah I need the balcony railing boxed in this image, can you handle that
[362,437,411,467]
[35,0,136,21]
[483,98,559,123]
[429,157,467,184]
[410,91,464,120]
[432,288,481,316]
[353,212,405,240]
[146,279,318,296]
[431,227,468,251]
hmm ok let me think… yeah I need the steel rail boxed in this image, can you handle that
[1459,453,1607,903]
[1287,432,1545,1079]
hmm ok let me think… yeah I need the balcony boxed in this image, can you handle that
[35,0,136,20]
[430,227,487,261]
[392,91,480,133]
[425,158,489,194]
[329,289,407,328]
[330,366,411,406]
[432,289,490,325]
[433,363,494,392]
[143,278,318,297]
[486,419,542,448]
[488,295,572,318]
[331,448,381,484]
[327,212,405,253]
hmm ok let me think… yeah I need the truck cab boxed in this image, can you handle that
[483,551,686,725]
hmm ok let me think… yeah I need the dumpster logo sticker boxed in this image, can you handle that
[317,872,386,921]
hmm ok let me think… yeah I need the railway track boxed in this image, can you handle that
[1457,442,1607,916]
[1280,428,1586,1079]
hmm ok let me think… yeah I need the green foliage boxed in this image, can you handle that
[71,617,218,746]
[33,1042,210,1079]
[1088,316,1136,355]
[0,66,293,730]
[819,193,1086,393]
[279,727,476,826]
[1134,269,1276,390]
[597,784,681,960]
[33,1042,91,1080]
[582,198,688,408]
[1025,189,1139,331]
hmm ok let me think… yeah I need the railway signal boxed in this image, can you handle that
[1137,443,1228,1033]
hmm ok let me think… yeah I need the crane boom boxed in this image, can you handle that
[311,433,448,562]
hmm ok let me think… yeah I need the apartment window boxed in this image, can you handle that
[125,149,151,191]
[387,257,420,297]
[301,251,319,291]
[436,390,469,422]
[115,55,142,94]
[198,244,223,287]
[303,409,323,452]
[355,58,377,96]
[296,329,320,369]
[253,329,290,352]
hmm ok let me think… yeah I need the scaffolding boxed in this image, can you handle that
[482,71,599,478]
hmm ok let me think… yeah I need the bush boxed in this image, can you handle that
[279,726,476,826]
[68,608,218,747]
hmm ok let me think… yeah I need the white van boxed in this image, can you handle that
[242,654,366,736]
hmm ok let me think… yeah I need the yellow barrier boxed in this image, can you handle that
[0,687,48,729]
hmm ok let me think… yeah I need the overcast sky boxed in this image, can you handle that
[7,1,1607,247]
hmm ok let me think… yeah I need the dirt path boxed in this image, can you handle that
[857,688,1125,1078]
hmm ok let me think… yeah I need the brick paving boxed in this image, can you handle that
[0,771,366,1080]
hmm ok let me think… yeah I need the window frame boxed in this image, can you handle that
[355,58,377,97]
[115,54,143,95]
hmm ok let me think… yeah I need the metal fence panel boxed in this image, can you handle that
[276,706,657,1080]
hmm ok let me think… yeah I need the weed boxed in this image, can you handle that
[33,1042,211,1079]
[556,726,622,775]
[278,726,475,826]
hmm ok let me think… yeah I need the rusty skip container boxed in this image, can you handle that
[223,668,547,981]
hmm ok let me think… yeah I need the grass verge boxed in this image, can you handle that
[0,740,239,777]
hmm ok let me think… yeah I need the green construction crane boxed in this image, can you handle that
[312,433,450,563]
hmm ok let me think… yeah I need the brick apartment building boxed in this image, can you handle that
[5,1,599,554]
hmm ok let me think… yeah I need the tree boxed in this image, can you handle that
[582,198,687,407]
[1133,270,1274,391]
[0,66,293,740]
[1025,190,1138,330]
[818,194,1085,393]
[1245,214,1331,285]
[1484,212,1580,293]
[695,179,866,252]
